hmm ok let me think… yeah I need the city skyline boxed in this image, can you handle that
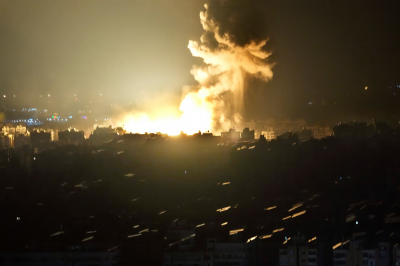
[1,0,400,131]
[1,2,400,265]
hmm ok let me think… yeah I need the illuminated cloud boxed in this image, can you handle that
[119,0,273,135]
[183,0,273,132]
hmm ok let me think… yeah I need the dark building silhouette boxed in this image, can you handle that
[14,134,30,149]
[89,125,116,146]
[333,121,375,138]
[241,128,255,140]
[221,128,240,141]
[30,130,51,153]
[58,129,85,145]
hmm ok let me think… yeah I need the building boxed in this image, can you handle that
[51,129,59,142]
[1,123,29,149]
[15,124,27,135]
[333,241,390,266]
[90,126,116,146]
[30,130,51,153]
[1,123,27,135]
[0,251,118,266]
[279,245,318,266]
[93,125,114,136]
[116,127,126,135]
[393,245,400,266]
[58,129,85,145]
[0,134,14,148]
[221,128,241,142]
[14,134,30,149]
[166,220,195,242]
[310,126,332,140]
[298,128,313,142]
[163,237,265,266]
[257,119,306,137]
[333,121,375,138]
[261,130,275,141]
[278,233,319,266]
[205,238,261,266]
[241,128,255,140]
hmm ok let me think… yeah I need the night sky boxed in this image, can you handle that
[1,0,399,124]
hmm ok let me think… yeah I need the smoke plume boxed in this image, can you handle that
[180,0,274,133]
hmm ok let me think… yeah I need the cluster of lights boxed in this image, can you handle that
[11,119,41,123]
[47,118,68,121]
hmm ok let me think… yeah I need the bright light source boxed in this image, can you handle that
[48,94,50,97]
[34,157,36,161]
[16,217,20,220]
[3,95,5,98]
[356,221,358,224]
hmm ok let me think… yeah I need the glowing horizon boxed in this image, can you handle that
[118,1,273,135]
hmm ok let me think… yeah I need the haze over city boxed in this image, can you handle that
[1,1,400,266]
[1,0,400,134]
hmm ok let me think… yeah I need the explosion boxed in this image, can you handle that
[123,0,273,135]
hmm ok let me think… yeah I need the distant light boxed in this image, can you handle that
[340,177,342,180]
[100,93,102,96]
[33,157,36,161]
[48,94,50,97]
[356,221,358,225]
[185,171,187,174]
[69,116,72,118]
[285,236,288,240]
[348,176,350,179]
[365,86,368,90]
[308,102,313,105]
[16,217,20,221]
[13,95,15,97]
[74,94,76,96]
[3,95,5,98]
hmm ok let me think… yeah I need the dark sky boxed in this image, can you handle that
[254,0,400,124]
[1,0,400,124]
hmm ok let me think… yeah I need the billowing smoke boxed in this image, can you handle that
[118,0,273,135]
[179,0,274,133]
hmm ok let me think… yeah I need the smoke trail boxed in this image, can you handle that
[179,0,274,133]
